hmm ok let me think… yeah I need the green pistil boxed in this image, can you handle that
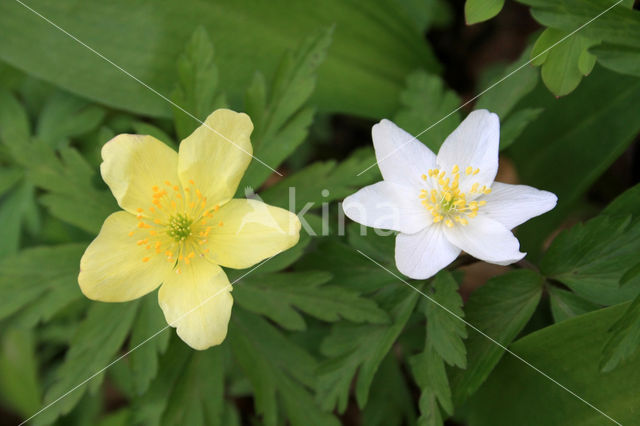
[167,213,193,241]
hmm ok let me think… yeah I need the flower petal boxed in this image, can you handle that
[204,199,301,269]
[444,215,525,265]
[372,119,437,189]
[436,110,499,191]
[78,211,172,302]
[480,182,557,230]
[343,181,430,234]
[158,258,233,350]
[178,109,253,207]
[395,225,461,280]
[101,135,179,216]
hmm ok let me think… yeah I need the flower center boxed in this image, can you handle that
[167,213,193,241]
[127,179,223,273]
[419,164,490,228]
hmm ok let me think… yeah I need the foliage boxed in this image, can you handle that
[1,1,640,425]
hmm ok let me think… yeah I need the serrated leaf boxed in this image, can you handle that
[600,293,640,372]
[34,301,139,425]
[541,215,640,305]
[0,180,35,257]
[261,147,379,211]
[0,244,84,323]
[230,308,339,426]
[317,286,420,412]
[465,0,505,25]
[620,262,640,287]
[241,27,333,189]
[235,271,388,331]
[36,91,106,147]
[451,270,543,404]
[393,71,460,153]
[548,286,599,323]
[129,294,171,395]
[426,271,467,368]
[296,240,396,294]
[410,347,450,425]
[171,26,227,140]
[23,142,117,234]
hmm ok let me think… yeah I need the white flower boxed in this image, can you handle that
[343,110,557,280]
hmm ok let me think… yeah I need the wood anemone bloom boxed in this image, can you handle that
[78,109,301,350]
[343,110,557,280]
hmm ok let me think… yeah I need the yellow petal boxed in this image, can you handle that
[101,134,179,216]
[178,109,253,206]
[158,257,233,350]
[78,211,172,302]
[205,199,301,269]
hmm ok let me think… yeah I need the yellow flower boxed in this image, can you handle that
[78,109,301,350]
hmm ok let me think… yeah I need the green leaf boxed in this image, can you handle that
[240,27,332,189]
[0,328,41,418]
[509,67,640,256]
[393,71,461,153]
[234,271,389,331]
[499,107,544,150]
[591,43,640,78]
[410,347,450,425]
[465,0,505,25]
[517,0,640,48]
[602,182,640,218]
[451,270,543,404]
[0,167,23,196]
[296,240,397,294]
[230,308,339,426]
[261,147,379,211]
[548,286,599,323]
[160,348,225,426]
[362,353,416,426]
[0,244,84,323]
[0,180,35,257]
[531,28,597,96]
[475,47,539,118]
[0,0,438,119]
[0,88,30,149]
[426,271,467,369]
[600,293,640,372]
[467,302,640,425]
[317,286,420,412]
[128,294,171,395]
[541,215,640,305]
[36,91,106,147]
[171,26,226,140]
[24,143,117,234]
[620,262,640,287]
[35,301,139,425]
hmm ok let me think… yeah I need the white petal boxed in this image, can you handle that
[444,215,525,266]
[343,181,430,234]
[372,119,437,189]
[480,182,557,230]
[395,225,461,280]
[436,110,499,191]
